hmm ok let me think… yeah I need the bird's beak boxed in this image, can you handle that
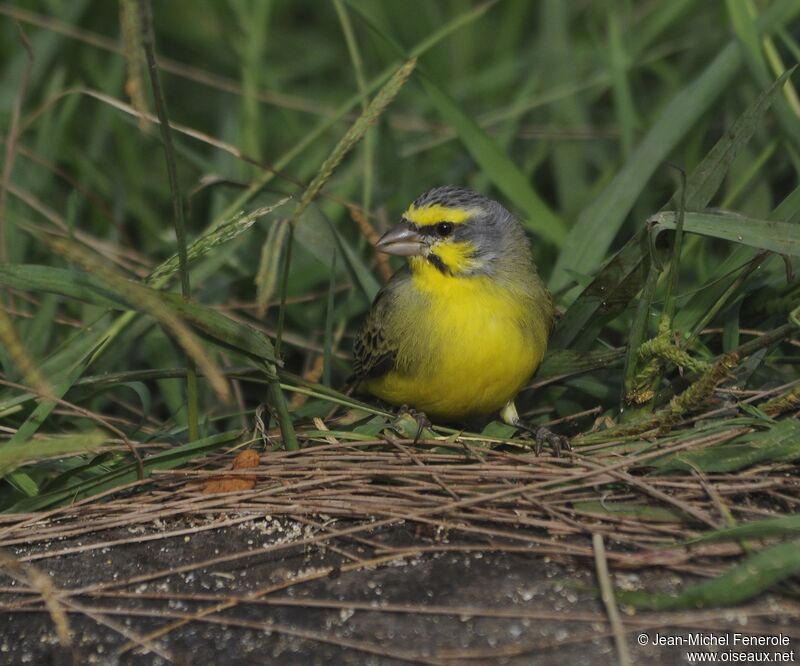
[375,221,426,257]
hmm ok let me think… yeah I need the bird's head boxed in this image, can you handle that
[375,186,527,278]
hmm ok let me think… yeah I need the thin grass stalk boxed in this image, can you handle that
[631,169,690,411]
[687,252,767,346]
[272,58,416,356]
[209,1,490,229]
[593,534,632,666]
[151,200,290,286]
[721,140,778,208]
[39,233,231,403]
[334,0,374,214]
[0,377,143,479]
[662,168,687,326]
[273,224,294,358]
[265,223,299,450]
[621,236,658,419]
[137,0,200,440]
[0,308,50,397]
[0,22,33,263]
[0,550,73,651]
[1,203,295,452]
[288,59,416,225]
[253,216,291,318]
[323,249,337,387]
[625,172,701,414]
[118,0,150,131]
[267,374,298,451]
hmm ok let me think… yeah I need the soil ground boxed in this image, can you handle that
[2,515,796,665]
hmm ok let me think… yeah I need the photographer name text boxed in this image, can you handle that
[650,634,790,648]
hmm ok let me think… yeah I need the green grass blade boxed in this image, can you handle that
[254,217,290,318]
[2,332,113,496]
[334,0,374,213]
[650,211,800,256]
[41,234,231,403]
[0,431,106,477]
[726,0,770,81]
[214,0,497,228]
[681,67,796,210]
[323,248,337,387]
[554,66,797,347]
[0,306,49,394]
[155,292,277,364]
[652,420,800,473]
[686,515,800,546]
[0,264,278,364]
[7,430,242,512]
[620,254,659,414]
[550,0,800,291]
[550,45,742,290]
[536,348,626,382]
[620,538,800,609]
[290,59,416,226]
[0,264,127,309]
[420,73,566,246]
[607,12,638,157]
[325,214,380,301]
[538,1,588,218]
[550,229,648,349]
[150,199,290,286]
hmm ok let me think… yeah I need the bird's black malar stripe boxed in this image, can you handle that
[427,253,450,274]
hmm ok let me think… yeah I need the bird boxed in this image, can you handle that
[352,185,568,455]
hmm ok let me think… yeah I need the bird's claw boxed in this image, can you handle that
[532,426,571,458]
[397,405,432,444]
[509,420,571,457]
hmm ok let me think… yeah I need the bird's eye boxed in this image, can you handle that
[436,222,454,237]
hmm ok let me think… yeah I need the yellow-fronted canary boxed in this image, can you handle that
[353,186,567,454]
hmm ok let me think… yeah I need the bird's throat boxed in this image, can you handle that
[410,241,479,278]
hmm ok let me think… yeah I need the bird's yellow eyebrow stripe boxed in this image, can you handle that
[404,204,476,226]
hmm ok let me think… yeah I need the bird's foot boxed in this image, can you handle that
[530,425,571,458]
[396,405,432,444]
[509,420,571,457]
[500,401,571,457]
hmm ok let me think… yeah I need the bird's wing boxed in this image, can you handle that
[352,272,408,380]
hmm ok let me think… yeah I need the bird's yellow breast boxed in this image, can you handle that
[363,260,547,421]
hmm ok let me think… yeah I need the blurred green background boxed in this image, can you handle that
[0,0,798,510]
